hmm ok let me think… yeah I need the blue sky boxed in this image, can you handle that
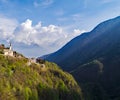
[0,0,120,57]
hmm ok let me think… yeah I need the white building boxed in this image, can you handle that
[4,43,14,57]
[29,58,36,63]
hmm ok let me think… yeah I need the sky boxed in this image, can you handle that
[0,0,120,57]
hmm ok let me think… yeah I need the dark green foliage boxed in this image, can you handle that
[72,54,120,100]
[0,55,82,100]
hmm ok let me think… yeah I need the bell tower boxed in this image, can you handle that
[9,42,12,51]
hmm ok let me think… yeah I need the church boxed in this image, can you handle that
[3,43,14,56]
[0,43,15,57]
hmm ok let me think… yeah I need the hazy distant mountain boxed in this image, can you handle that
[45,16,120,99]
[45,16,120,71]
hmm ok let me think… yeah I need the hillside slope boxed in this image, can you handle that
[0,55,82,100]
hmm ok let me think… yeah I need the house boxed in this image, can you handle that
[29,58,37,63]
[27,58,46,68]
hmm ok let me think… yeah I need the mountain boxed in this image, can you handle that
[45,16,120,99]
[0,54,83,100]
[45,16,120,71]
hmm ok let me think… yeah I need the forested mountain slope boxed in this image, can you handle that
[0,55,82,100]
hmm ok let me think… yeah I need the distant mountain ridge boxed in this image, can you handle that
[45,16,120,99]
[45,16,120,71]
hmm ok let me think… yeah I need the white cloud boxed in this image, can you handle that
[73,29,86,36]
[0,15,18,40]
[14,19,63,47]
[0,16,85,57]
[13,19,85,53]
